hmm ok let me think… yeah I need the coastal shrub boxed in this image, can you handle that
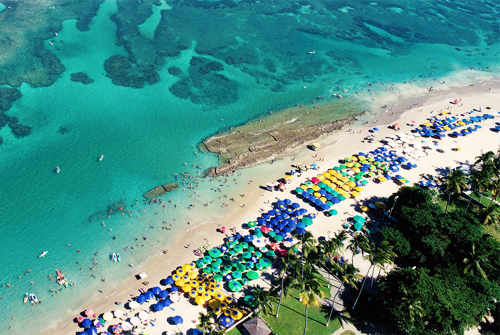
[379,227,410,257]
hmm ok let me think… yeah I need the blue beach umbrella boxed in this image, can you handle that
[162,298,172,307]
[295,228,307,235]
[137,295,146,304]
[87,327,97,335]
[220,316,235,328]
[165,276,175,285]
[151,286,161,295]
[159,290,169,299]
[82,319,92,328]
[173,316,184,325]
[170,286,178,292]
[144,291,154,300]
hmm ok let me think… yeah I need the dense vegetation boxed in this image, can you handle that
[378,149,500,334]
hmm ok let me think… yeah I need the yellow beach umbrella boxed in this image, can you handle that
[319,197,327,203]
[322,172,331,178]
[329,176,337,182]
[212,283,222,290]
[335,180,343,186]
[182,283,192,292]
[207,288,217,296]
[190,280,199,287]
[182,264,192,272]
[342,185,350,191]
[195,296,205,306]
[352,167,360,173]
[345,162,353,168]
[189,290,198,298]
[328,170,336,175]
[350,156,358,161]
[214,292,226,302]
[224,296,234,305]
[209,299,221,309]
[300,185,308,190]
[355,187,364,192]
[341,176,349,183]
[314,192,321,198]
[335,188,344,194]
[176,269,184,276]
[212,307,223,315]
[175,279,185,287]
[230,308,244,320]
[423,122,432,126]
[202,281,211,288]
[323,179,331,185]
[197,286,206,293]
[347,181,356,188]
[316,175,325,181]
[351,191,360,198]
[223,309,232,317]
[188,271,198,279]
[202,292,211,301]
[379,176,387,182]
[360,205,369,212]
[172,274,181,281]
[312,185,320,191]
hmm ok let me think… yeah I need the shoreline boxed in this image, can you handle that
[41,77,500,335]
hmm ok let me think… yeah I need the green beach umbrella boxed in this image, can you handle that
[211,266,221,273]
[237,256,245,263]
[215,258,223,264]
[220,269,228,276]
[242,278,249,286]
[362,180,369,185]
[254,231,263,238]
[195,260,204,268]
[274,235,284,242]
[232,271,242,279]
[265,250,275,258]
[213,274,223,282]
[202,267,212,274]
[341,172,348,177]
[348,176,355,182]
[247,246,255,253]
[240,242,248,249]
[324,186,333,193]
[307,188,314,194]
[246,271,259,280]
[247,221,257,228]
[245,261,255,269]
[339,164,347,169]
[355,175,363,180]
[230,260,239,268]
[329,209,338,216]
[225,243,234,249]
[259,258,272,268]
[330,191,339,196]
[228,250,236,256]
[353,215,365,224]
[235,264,246,273]
[223,265,232,272]
[242,252,252,259]
[244,295,257,307]
[338,194,346,201]
[229,280,242,292]
[268,231,276,237]
[255,263,264,271]
[301,217,313,226]
[295,187,303,193]
[318,182,326,188]
[222,255,231,262]
[254,252,262,258]
[354,222,364,231]
[326,201,333,206]
[208,249,222,258]
[202,256,213,264]
[305,181,313,187]
[234,245,243,253]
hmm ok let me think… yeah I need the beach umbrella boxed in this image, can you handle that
[247,221,257,228]
[128,300,139,309]
[259,258,272,268]
[170,286,179,292]
[144,291,154,300]
[295,228,307,235]
[242,251,252,259]
[153,302,164,312]
[189,290,198,298]
[214,292,226,302]
[138,311,149,321]
[111,324,123,334]
[354,222,364,231]
[375,202,386,209]
[195,296,205,306]
[87,327,98,335]
[301,216,313,226]
[229,280,243,292]
[151,286,161,295]
[329,209,338,216]
[209,249,222,258]
[202,256,213,264]
[129,317,141,326]
[173,315,184,325]
[121,322,132,331]
[82,319,92,328]
[220,316,235,328]
[114,309,124,318]
[246,271,260,280]
[103,312,114,321]
[232,271,242,279]
[234,245,243,253]
[85,309,95,317]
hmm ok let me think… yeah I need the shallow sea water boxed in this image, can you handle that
[0,0,499,333]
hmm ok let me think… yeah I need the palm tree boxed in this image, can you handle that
[320,231,347,288]
[197,311,214,334]
[474,150,495,168]
[275,250,299,318]
[463,239,494,280]
[371,241,397,286]
[251,285,278,316]
[480,204,500,226]
[398,285,425,330]
[352,241,396,309]
[294,266,325,335]
[443,168,468,214]
[326,262,361,327]
[347,233,369,266]
[293,231,317,277]
[468,168,490,209]
[487,178,500,208]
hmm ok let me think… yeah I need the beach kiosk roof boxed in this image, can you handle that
[243,317,272,335]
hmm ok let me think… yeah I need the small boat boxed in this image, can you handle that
[38,251,48,258]
[56,269,68,287]
[30,293,38,304]
[110,253,116,262]
[99,155,103,161]
[117,253,121,262]
[56,166,60,173]
[308,50,315,54]
[24,293,28,303]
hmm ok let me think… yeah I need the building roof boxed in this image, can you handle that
[242,317,272,335]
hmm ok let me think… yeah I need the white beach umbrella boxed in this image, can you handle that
[129,316,141,326]
[114,309,124,318]
[252,239,264,248]
[121,321,133,331]
[169,292,181,302]
[138,311,149,320]
[103,312,114,321]
[165,330,177,335]
[128,301,139,309]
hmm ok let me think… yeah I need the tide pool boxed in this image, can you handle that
[0,0,499,334]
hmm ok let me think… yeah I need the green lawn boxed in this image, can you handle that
[483,224,500,242]
[470,191,494,206]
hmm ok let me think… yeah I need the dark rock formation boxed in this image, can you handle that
[88,202,128,223]
[104,55,159,88]
[0,88,22,112]
[144,182,179,199]
[9,122,32,138]
[167,67,181,75]
[198,61,223,74]
[70,72,94,84]
[31,39,66,87]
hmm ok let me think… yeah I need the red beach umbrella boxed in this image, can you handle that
[311,177,320,184]
[85,309,96,317]
[77,316,84,323]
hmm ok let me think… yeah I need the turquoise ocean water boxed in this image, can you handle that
[0,0,499,333]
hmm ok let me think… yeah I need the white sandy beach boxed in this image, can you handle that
[41,82,500,335]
